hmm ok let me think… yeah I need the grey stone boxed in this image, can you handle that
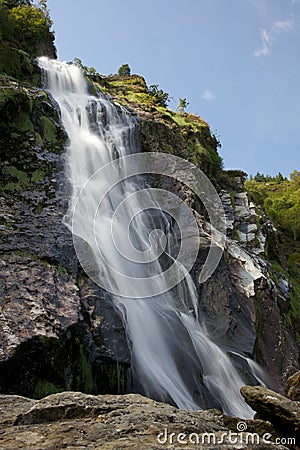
[0,392,290,449]
[241,385,300,442]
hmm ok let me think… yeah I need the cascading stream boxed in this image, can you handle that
[38,57,257,418]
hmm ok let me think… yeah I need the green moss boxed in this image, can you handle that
[33,379,63,399]
[231,229,240,241]
[74,346,93,394]
[2,165,29,183]
[13,110,34,133]
[35,132,43,145]
[267,260,300,340]
[77,272,85,287]
[2,182,22,191]
[40,116,57,142]
[95,363,127,394]
[165,144,173,153]
[31,169,45,183]
[56,264,68,276]
[172,114,189,127]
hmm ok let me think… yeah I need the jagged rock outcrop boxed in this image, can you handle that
[241,385,300,443]
[0,391,290,449]
[286,371,300,401]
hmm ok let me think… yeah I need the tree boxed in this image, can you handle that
[0,3,14,42]
[38,0,47,8]
[118,63,131,76]
[72,57,98,76]
[148,84,170,107]
[177,98,189,113]
[275,172,285,183]
[254,172,265,182]
[2,0,32,8]
[290,170,300,186]
[8,3,53,54]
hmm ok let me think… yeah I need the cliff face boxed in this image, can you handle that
[0,74,129,397]
[99,74,300,390]
[0,63,299,401]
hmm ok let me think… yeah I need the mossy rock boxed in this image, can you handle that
[39,116,57,142]
[33,380,63,399]
[0,45,40,84]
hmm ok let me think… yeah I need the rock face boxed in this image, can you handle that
[0,392,290,449]
[103,75,300,392]
[0,68,299,404]
[0,78,130,398]
[241,385,300,442]
[286,371,300,401]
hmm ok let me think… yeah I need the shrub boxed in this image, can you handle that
[177,97,189,113]
[118,63,131,76]
[148,84,169,107]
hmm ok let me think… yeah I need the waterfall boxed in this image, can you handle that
[38,57,257,418]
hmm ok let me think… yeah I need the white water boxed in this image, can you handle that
[38,57,257,418]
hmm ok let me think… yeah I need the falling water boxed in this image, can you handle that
[38,57,258,418]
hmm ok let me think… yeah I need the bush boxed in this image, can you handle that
[148,84,169,107]
[118,63,131,76]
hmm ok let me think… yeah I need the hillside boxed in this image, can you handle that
[245,174,300,338]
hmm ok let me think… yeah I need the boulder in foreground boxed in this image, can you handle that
[0,391,291,449]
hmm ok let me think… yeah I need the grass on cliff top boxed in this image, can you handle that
[94,74,208,132]
[92,73,223,183]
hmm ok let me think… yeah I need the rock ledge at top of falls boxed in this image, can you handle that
[0,390,293,449]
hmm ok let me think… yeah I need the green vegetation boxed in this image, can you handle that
[33,379,63,399]
[92,73,223,182]
[245,171,300,338]
[0,0,54,61]
[250,172,287,183]
[118,63,131,76]
[39,115,57,142]
[0,74,65,195]
[177,97,189,113]
[245,171,300,241]
[148,84,170,107]
[1,165,47,191]
[74,345,93,394]
[8,4,52,54]
[72,57,99,77]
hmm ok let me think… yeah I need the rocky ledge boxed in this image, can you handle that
[0,380,299,450]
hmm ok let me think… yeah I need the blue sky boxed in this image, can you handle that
[45,0,300,177]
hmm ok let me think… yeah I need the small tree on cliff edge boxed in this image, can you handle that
[148,84,170,107]
[118,64,131,76]
[177,98,189,113]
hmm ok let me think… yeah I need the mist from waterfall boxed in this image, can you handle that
[38,57,258,418]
